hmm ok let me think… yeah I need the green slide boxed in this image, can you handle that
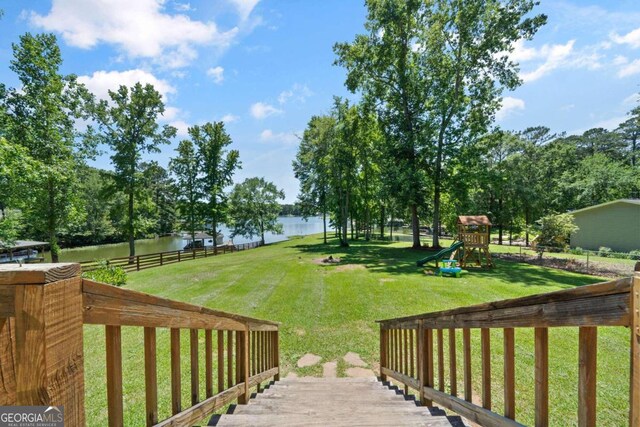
[416,241,464,267]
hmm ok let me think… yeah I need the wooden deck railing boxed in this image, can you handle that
[80,241,262,273]
[0,263,279,426]
[378,272,640,426]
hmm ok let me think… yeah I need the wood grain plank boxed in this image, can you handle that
[205,329,213,398]
[481,328,491,410]
[0,286,15,317]
[426,328,434,407]
[274,330,280,381]
[0,318,16,405]
[105,325,123,427]
[504,328,515,420]
[144,327,158,426]
[437,329,444,392]
[449,328,457,396]
[463,328,471,403]
[227,330,234,387]
[631,274,640,427]
[170,328,181,415]
[578,327,597,427]
[0,263,80,285]
[217,330,224,393]
[190,329,199,405]
[535,327,548,427]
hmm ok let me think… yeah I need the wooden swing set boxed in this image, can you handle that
[456,215,493,268]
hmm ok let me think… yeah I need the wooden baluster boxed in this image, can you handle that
[256,332,262,392]
[170,328,181,415]
[205,330,213,398]
[217,330,224,393]
[449,328,457,396]
[238,330,250,404]
[425,328,434,407]
[267,331,271,370]
[535,327,549,427]
[395,329,400,373]
[235,331,241,386]
[504,328,515,420]
[481,328,491,410]
[274,330,280,381]
[227,330,234,387]
[437,329,444,392]
[418,324,426,404]
[389,329,394,372]
[409,328,415,379]
[251,331,256,377]
[190,329,199,405]
[463,328,471,402]
[630,271,640,427]
[144,327,158,426]
[579,327,597,427]
[106,325,123,427]
[264,331,268,372]
[403,329,409,394]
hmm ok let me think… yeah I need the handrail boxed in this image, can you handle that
[0,263,280,426]
[80,241,263,273]
[377,273,640,426]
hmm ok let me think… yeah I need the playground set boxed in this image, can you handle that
[416,215,493,277]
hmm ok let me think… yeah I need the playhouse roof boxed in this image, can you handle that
[457,215,491,226]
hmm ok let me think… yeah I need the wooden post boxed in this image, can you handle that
[380,327,387,381]
[418,323,426,404]
[535,327,549,427]
[274,329,280,381]
[105,325,123,427]
[630,268,640,426]
[144,327,158,426]
[481,328,491,410]
[578,326,597,427]
[449,328,457,396]
[170,328,181,415]
[217,330,224,392]
[205,330,213,398]
[190,329,199,405]
[238,329,250,404]
[425,328,434,407]
[136,255,140,271]
[463,328,472,403]
[504,328,515,420]
[437,329,444,392]
[1,263,85,426]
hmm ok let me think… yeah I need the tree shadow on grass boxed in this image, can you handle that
[293,237,606,289]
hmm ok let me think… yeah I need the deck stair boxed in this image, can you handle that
[210,377,463,426]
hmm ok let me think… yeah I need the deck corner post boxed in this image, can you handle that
[630,271,640,426]
[380,325,388,382]
[2,263,85,426]
[274,328,280,381]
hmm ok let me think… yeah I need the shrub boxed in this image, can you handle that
[628,250,640,261]
[598,247,612,258]
[535,213,578,259]
[569,247,585,255]
[82,259,127,286]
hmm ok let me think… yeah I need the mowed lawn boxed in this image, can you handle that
[83,234,631,426]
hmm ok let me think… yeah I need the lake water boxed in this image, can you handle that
[50,216,326,263]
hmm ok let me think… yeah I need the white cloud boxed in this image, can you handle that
[207,66,224,84]
[496,97,525,121]
[260,129,298,144]
[78,69,176,101]
[611,27,640,49]
[228,0,260,21]
[221,114,239,123]
[613,55,628,66]
[174,2,194,12]
[623,93,640,106]
[278,83,313,105]
[618,59,640,77]
[250,102,282,119]
[170,120,190,137]
[29,0,239,68]
[518,40,576,82]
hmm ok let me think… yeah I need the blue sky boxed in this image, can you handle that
[0,0,639,202]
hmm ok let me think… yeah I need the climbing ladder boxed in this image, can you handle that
[211,377,462,426]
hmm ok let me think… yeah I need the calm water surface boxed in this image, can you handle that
[50,216,325,263]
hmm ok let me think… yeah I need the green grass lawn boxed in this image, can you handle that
[83,234,631,426]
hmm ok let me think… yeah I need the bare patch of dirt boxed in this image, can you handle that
[494,253,632,278]
[294,328,306,336]
[312,255,341,265]
[335,264,366,272]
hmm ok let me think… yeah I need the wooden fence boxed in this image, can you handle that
[0,263,279,426]
[378,271,640,426]
[80,241,263,273]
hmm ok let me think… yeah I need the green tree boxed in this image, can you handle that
[293,115,334,243]
[0,138,34,246]
[89,83,176,258]
[535,213,578,258]
[617,100,640,167]
[228,177,285,245]
[192,122,240,251]
[1,33,91,261]
[170,139,204,244]
[334,0,430,248]
[141,162,177,236]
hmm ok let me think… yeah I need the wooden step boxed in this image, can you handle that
[211,378,457,426]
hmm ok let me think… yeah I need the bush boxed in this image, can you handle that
[628,250,640,261]
[598,247,612,258]
[569,247,585,255]
[82,259,127,286]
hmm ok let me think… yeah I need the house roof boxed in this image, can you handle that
[457,215,491,226]
[0,240,49,251]
[570,199,640,215]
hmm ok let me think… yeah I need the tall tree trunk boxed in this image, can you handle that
[322,210,327,244]
[128,188,135,259]
[260,220,265,246]
[48,179,59,263]
[350,216,355,240]
[432,134,444,249]
[380,203,385,239]
[411,204,420,248]
[525,207,530,246]
[212,196,218,252]
[498,198,503,245]
[632,135,637,167]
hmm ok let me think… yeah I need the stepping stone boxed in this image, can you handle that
[343,351,367,367]
[322,361,337,378]
[346,367,376,378]
[285,372,298,379]
[297,353,322,368]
